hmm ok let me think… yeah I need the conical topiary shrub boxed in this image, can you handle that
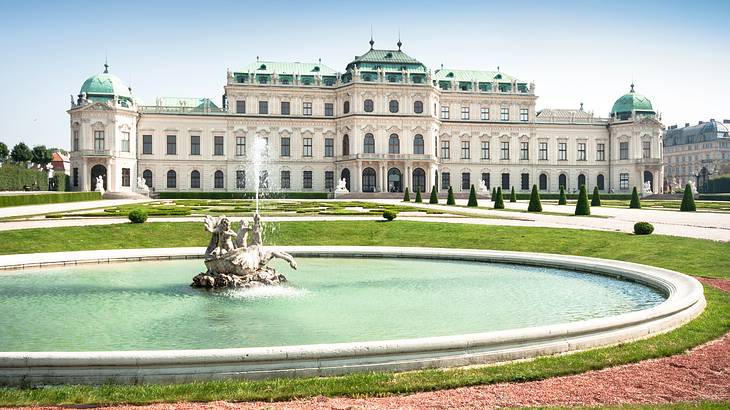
[447,186,456,205]
[680,183,696,212]
[527,184,542,212]
[467,184,478,207]
[415,189,422,203]
[402,187,410,202]
[492,187,496,201]
[558,185,567,205]
[629,186,641,209]
[429,185,438,204]
[575,185,590,215]
[494,187,505,209]
[510,186,517,202]
[591,186,602,207]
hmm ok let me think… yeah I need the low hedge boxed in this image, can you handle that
[0,192,101,208]
[514,192,634,201]
[159,192,329,200]
[698,194,730,201]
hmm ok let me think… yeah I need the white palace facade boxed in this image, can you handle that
[68,41,664,195]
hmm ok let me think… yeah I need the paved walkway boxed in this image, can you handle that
[0,199,151,219]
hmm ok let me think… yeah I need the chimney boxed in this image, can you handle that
[724,119,730,124]
[710,118,715,122]
[699,121,704,125]
[685,123,690,127]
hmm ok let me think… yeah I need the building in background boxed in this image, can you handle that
[663,119,730,192]
[50,151,70,176]
[67,40,664,195]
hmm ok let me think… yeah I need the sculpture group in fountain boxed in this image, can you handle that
[478,179,491,198]
[191,213,298,288]
[642,180,653,197]
[136,176,150,196]
[334,178,349,195]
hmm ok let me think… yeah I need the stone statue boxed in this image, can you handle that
[478,180,490,197]
[45,163,54,179]
[334,178,349,195]
[136,177,150,195]
[689,180,698,195]
[95,175,105,196]
[192,213,298,289]
[642,180,653,196]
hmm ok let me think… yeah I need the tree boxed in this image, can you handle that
[447,186,456,205]
[591,186,602,207]
[558,185,567,205]
[629,186,641,209]
[509,186,517,202]
[10,142,32,164]
[491,187,496,201]
[680,183,696,212]
[467,184,478,207]
[415,189,422,203]
[0,142,8,162]
[402,187,410,202]
[494,187,505,209]
[575,185,590,215]
[528,184,542,212]
[429,185,438,204]
[32,145,53,167]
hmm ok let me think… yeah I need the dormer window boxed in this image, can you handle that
[385,52,393,58]
[446,72,454,78]
[259,64,266,70]
[313,66,320,72]
[494,74,502,80]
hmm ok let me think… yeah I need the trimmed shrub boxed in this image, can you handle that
[527,184,542,212]
[414,189,422,203]
[494,187,505,209]
[491,187,496,201]
[634,221,654,235]
[629,186,641,209]
[446,186,456,205]
[591,186,601,207]
[575,185,590,215]
[467,185,478,207]
[0,192,101,208]
[558,186,567,205]
[429,186,438,204]
[681,184,697,212]
[509,186,517,202]
[402,187,410,202]
[382,210,397,221]
[128,208,148,224]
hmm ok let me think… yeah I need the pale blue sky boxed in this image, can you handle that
[0,0,728,148]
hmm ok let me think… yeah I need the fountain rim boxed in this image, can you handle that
[0,246,706,386]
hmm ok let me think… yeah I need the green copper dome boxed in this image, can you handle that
[79,65,132,101]
[611,84,653,114]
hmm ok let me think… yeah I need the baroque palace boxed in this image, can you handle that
[68,40,664,195]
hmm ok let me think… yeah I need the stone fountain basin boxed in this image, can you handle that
[0,247,705,386]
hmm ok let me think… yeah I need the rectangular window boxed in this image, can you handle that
[303,170,312,189]
[166,135,176,155]
[324,138,334,157]
[142,135,152,154]
[519,108,529,122]
[280,137,290,157]
[324,103,334,117]
[94,130,105,151]
[280,101,290,115]
[73,130,79,151]
[461,106,469,120]
[303,102,312,116]
[190,136,200,155]
[214,136,224,156]
[441,172,450,190]
[620,142,629,160]
[642,141,651,158]
[441,140,450,159]
[120,132,130,152]
[280,170,290,189]
[501,173,510,189]
[235,136,245,156]
[539,142,548,160]
[481,141,489,159]
[236,170,246,189]
[73,167,79,187]
[441,106,449,119]
[481,173,490,189]
[500,107,509,121]
[461,172,470,190]
[520,141,529,160]
[480,108,489,121]
[521,173,529,190]
[558,142,567,161]
[461,141,470,159]
[303,137,313,157]
[236,100,246,114]
[500,141,509,160]
[121,168,130,187]
[258,100,268,114]
[325,171,334,190]
[620,173,629,190]
[597,143,605,161]
[577,142,586,161]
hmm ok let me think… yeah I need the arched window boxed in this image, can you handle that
[190,170,200,189]
[597,174,605,191]
[343,101,350,114]
[539,173,548,190]
[362,167,376,192]
[340,168,350,191]
[558,173,567,190]
[387,168,403,192]
[363,99,374,112]
[142,169,152,188]
[414,100,423,114]
[214,170,224,189]
[413,134,424,154]
[389,100,399,113]
[578,173,586,189]
[166,170,177,188]
[389,134,400,154]
[364,133,375,153]
[412,168,426,193]
[342,134,350,156]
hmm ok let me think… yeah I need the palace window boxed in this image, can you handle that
[121,132,130,152]
[325,138,334,157]
[501,173,510,189]
[643,141,651,158]
[214,136,224,156]
[461,172,470,190]
[389,100,399,113]
[303,171,312,189]
[214,170,224,189]
[236,100,246,114]
[461,107,470,120]
[189,135,200,155]
[343,101,350,114]
[280,137,290,157]
[558,142,567,161]
[364,133,375,153]
[343,134,349,155]
[166,135,176,155]
[190,170,200,189]
[597,143,605,161]
[142,170,152,188]
[324,103,334,117]
[281,101,290,115]
[481,173,490,189]
[122,168,130,187]
[620,173,629,190]
[577,142,586,161]
[325,171,334,190]
[259,170,269,189]
[539,142,548,160]
[166,170,176,188]
[258,100,268,114]
[303,102,312,116]
[520,141,529,160]
[620,142,629,160]
[236,170,245,189]
[441,140,450,159]
[413,134,424,154]
[414,100,423,114]
[73,168,79,187]
[364,99,374,112]
[441,106,449,119]
[500,107,509,121]
[480,107,489,120]
[280,170,290,189]
[389,134,400,154]
[461,141,470,159]
[142,135,152,154]
[481,141,490,159]
[521,173,529,190]
[94,130,105,151]
[520,108,529,122]
[303,138,312,157]
[500,141,509,160]
[236,136,245,156]
[441,172,450,190]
